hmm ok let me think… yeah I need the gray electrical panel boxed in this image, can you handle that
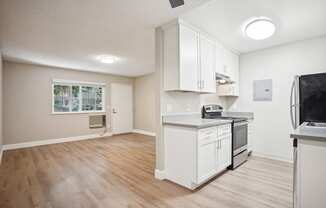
[253,79,273,101]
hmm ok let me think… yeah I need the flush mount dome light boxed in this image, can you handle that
[243,17,275,40]
[96,55,117,64]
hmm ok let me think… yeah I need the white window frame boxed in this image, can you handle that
[52,79,106,114]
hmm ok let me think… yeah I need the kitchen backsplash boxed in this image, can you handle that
[162,90,233,115]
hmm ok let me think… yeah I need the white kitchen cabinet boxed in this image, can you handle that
[197,140,217,183]
[295,139,326,208]
[216,42,240,97]
[200,34,216,93]
[179,24,200,92]
[215,41,224,76]
[164,124,232,190]
[216,43,239,82]
[197,126,218,183]
[162,20,216,93]
[217,134,232,171]
[221,45,232,77]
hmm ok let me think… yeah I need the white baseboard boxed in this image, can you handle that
[3,132,113,151]
[132,129,156,137]
[252,151,293,163]
[154,169,166,180]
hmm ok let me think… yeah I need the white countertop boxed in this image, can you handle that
[290,122,326,141]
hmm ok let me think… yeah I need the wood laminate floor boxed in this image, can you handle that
[0,133,292,208]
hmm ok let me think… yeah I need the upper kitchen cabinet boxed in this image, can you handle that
[199,34,216,93]
[216,43,240,97]
[216,42,239,83]
[162,19,216,93]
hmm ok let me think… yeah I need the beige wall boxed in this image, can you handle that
[0,54,3,152]
[3,61,133,145]
[134,73,156,133]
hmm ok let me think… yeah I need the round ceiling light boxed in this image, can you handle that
[96,55,117,64]
[243,17,275,40]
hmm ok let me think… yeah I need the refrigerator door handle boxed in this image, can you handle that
[290,79,296,129]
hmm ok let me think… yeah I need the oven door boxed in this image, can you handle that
[233,121,248,155]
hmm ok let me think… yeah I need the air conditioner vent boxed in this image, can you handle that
[89,115,106,129]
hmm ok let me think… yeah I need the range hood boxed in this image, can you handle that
[215,73,233,84]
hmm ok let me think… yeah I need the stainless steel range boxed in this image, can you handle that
[202,104,248,169]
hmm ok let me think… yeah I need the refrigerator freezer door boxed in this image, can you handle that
[299,73,326,123]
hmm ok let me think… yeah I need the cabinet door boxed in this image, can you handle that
[229,51,239,94]
[217,135,232,171]
[197,140,217,183]
[200,35,216,93]
[298,140,326,208]
[179,24,200,92]
[215,41,224,75]
[220,47,239,82]
[221,46,231,77]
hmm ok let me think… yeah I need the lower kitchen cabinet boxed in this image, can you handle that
[164,124,232,190]
[217,134,232,172]
[295,139,326,208]
[197,139,217,184]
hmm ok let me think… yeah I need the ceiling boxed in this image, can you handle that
[1,0,326,77]
[181,0,326,53]
[0,0,209,77]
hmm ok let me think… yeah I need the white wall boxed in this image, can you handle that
[237,36,326,161]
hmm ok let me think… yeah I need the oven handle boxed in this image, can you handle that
[234,121,248,127]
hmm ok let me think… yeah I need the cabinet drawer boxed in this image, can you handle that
[218,124,231,136]
[199,127,217,137]
[198,127,218,145]
[198,135,217,145]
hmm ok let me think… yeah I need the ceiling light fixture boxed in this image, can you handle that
[243,17,275,40]
[96,55,117,64]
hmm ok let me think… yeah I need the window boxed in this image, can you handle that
[53,80,105,113]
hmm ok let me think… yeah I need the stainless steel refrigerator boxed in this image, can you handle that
[291,73,326,128]
[290,72,326,208]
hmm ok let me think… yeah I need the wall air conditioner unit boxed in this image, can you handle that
[89,115,106,129]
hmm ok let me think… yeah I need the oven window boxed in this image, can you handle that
[233,123,248,152]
